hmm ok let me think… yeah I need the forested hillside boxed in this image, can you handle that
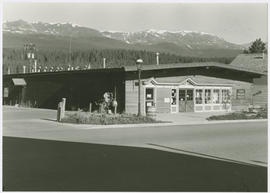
[3,48,235,74]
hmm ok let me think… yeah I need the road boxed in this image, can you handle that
[3,106,267,166]
[2,106,268,191]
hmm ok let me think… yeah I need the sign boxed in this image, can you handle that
[146,102,152,107]
[164,98,170,103]
[236,89,245,99]
[4,88,8,98]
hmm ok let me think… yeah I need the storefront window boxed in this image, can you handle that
[205,89,211,104]
[222,89,230,103]
[195,89,203,104]
[212,89,220,104]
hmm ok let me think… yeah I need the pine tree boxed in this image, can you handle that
[248,38,266,53]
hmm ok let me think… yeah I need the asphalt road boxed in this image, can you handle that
[3,106,267,166]
[2,106,268,191]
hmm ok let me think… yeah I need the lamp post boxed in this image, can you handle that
[136,58,143,116]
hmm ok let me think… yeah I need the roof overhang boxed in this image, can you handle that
[12,78,27,86]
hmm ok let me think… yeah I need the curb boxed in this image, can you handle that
[62,118,268,130]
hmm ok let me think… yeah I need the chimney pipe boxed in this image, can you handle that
[34,60,37,73]
[156,52,159,65]
[103,58,106,68]
[23,66,26,74]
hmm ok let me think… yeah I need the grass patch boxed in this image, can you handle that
[207,109,267,121]
[61,112,164,125]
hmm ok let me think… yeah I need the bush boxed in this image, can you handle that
[207,109,267,121]
[61,112,163,125]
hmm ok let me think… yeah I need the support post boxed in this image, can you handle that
[34,60,37,73]
[89,102,92,113]
[103,58,106,68]
[138,68,141,116]
[57,102,63,122]
[61,98,66,119]
[23,66,26,74]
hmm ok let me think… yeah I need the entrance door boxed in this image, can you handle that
[178,89,194,112]
[145,88,155,113]
[171,88,178,113]
[186,89,194,112]
[179,89,186,112]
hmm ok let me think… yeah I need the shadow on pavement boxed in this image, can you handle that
[3,136,267,192]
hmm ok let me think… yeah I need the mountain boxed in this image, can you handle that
[3,20,244,57]
[3,19,103,37]
[102,29,242,50]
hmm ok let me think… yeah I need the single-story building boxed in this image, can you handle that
[3,54,267,115]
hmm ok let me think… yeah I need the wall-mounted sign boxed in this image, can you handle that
[146,102,152,107]
[236,89,245,99]
[164,98,170,103]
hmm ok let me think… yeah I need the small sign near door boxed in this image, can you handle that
[164,98,170,103]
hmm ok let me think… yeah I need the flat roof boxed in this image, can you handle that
[123,62,267,75]
[3,61,266,78]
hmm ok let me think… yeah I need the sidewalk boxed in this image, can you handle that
[3,106,267,130]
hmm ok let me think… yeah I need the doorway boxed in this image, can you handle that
[145,88,155,113]
[171,88,178,113]
[179,89,194,112]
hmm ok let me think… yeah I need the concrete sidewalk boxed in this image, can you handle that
[3,106,267,130]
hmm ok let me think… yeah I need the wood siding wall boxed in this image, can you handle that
[252,75,268,107]
[125,80,145,115]
[156,88,171,113]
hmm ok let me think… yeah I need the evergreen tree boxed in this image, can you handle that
[248,38,266,53]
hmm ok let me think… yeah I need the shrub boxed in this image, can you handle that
[207,109,267,121]
[61,112,163,125]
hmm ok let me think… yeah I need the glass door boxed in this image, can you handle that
[179,89,186,112]
[186,89,194,112]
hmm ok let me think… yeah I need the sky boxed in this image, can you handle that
[2,2,268,44]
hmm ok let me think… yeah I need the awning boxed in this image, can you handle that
[12,78,27,86]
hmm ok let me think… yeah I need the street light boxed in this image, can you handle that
[136,58,143,116]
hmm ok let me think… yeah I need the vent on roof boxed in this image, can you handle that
[254,56,263,59]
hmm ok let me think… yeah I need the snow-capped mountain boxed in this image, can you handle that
[102,29,242,50]
[3,20,244,57]
[3,20,102,37]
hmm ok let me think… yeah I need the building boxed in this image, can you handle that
[229,53,267,108]
[3,54,267,115]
